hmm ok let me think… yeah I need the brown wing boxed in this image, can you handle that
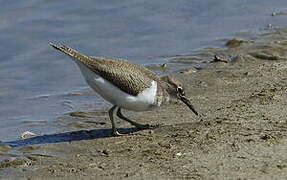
[87,57,159,96]
[49,43,159,96]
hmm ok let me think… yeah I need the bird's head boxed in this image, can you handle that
[161,75,198,116]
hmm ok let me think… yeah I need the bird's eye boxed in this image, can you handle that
[177,86,185,95]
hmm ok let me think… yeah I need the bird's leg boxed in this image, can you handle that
[116,108,150,129]
[108,105,122,136]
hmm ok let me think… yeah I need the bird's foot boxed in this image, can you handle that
[135,124,150,130]
[135,123,160,130]
[110,130,123,137]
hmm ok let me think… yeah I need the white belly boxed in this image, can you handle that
[75,61,159,111]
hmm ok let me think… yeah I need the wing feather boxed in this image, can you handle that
[87,57,159,96]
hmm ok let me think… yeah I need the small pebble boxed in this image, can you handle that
[102,149,109,156]
[20,131,37,139]
[175,152,192,157]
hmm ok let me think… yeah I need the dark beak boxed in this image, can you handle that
[180,96,198,116]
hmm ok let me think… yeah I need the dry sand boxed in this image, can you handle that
[1,28,287,179]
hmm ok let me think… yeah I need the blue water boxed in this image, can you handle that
[0,0,287,141]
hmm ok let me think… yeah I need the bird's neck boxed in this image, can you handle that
[154,81,172,106]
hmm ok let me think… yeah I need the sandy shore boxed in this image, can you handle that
[2,28,287,179]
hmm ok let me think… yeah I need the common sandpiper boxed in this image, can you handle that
[50,43,198,136]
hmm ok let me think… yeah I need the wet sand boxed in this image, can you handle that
[2,28,287,179]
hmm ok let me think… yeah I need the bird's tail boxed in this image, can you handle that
[49,43,92,64]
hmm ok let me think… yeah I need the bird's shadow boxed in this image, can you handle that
[2,128,139,148]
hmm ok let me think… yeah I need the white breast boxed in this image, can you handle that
[75,61,159,111]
